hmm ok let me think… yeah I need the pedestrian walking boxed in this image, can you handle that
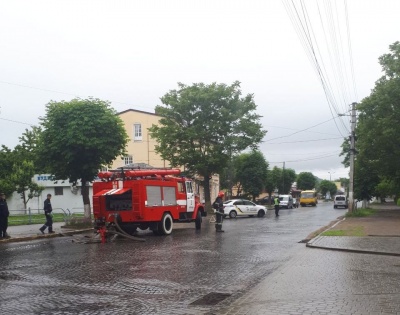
[213,191,225,233]
[0,192,10,238]
[39,194,55,234]
[274,195,280,217]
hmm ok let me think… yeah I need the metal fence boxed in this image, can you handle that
[8,207,85,225]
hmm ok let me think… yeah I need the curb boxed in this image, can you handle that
[0,228,94,243]
[305,217,400,257]
[306,242,400,257]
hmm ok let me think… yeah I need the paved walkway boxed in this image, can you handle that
[0,222,91,243]
[306,203,400,256]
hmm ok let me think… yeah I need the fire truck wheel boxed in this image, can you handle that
[159,213,173,235]
[195,211,202,230]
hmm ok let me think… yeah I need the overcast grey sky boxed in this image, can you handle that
[1,0,399,181]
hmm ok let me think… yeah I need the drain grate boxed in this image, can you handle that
[190,292,231,306]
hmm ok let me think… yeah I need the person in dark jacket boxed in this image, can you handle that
[214,191,225,233]
[0,193,10,238]
[39,194,55,234]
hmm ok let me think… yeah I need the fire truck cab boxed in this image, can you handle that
[93,168,206,236]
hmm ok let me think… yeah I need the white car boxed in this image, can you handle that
[220,199,267,218]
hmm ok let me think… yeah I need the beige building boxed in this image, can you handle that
[110,109,168,169]
[109,109,220,203]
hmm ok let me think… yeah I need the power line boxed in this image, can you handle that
[264,117,336,142]
[269,152,340,164]
[268,136,343,144]
[0,80,156,112]
[282,0,357,137]
[0,117,35,126]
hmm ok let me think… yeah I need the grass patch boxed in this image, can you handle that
[8,213,85,226]
[321,226,365,236]
[345,208,376,217]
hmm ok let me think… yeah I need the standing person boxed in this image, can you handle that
[213,191,225,233]
[0,193,10,238]
[274,195,280,217]
[39,194,55,234]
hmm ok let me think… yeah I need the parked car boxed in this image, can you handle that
[220,199,267,218]
[334,195,348,209]
[279,195,294,209]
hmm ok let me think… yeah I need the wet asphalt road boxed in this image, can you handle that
[1,203,351,314]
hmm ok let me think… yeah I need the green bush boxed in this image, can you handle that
[397,198,400,206]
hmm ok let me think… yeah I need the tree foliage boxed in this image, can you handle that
[296,172,317,190]
[0,146,15,196]
[354,41,400,199]
[0,128,45,204]
[270,166,296,194]
[10,160,44,209]
[318,180,337,197]
[37,98,128,218]
[235,151,268,201]
[149,81,266,210]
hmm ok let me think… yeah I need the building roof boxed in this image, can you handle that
[117,108,159,116]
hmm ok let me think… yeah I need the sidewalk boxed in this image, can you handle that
[0,222,92,243]
[306,202,400,256]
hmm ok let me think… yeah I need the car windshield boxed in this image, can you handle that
[336,196,346,201]
[301,193,314,198]
[279,197,289,201]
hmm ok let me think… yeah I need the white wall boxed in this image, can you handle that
[7,174,93,216]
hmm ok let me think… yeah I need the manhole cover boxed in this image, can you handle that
[190,292,231,306]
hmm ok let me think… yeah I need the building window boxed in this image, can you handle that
[134,123,142,141]
[124,155,133,165]
[54,187,63,196]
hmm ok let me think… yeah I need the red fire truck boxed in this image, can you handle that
[92,168,206,237]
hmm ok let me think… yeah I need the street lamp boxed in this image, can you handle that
[328,171,335,181]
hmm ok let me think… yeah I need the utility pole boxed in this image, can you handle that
[348,102,357,212]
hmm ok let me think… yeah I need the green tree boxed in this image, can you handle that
[263,169,275,206]
[149,81,266,211]
[14,127,42,173]
[271,166,296,194]
[37,98,128,218]
[339,137,350,168]
[297,172,317,190]
[318,180,337,197]
[375,178,397,201]
[338,177,349,192]
[10,160,44,209]
[0,128,44,204]
[0,146,15,196]
[235,151,268,201]
[355,41,400,193]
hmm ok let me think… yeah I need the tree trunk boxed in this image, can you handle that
[81,179,91,219]
[362,198,368,209]
[203,173,213,214]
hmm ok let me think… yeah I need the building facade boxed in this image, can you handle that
[6,174,91,215]
[112,109,220,203]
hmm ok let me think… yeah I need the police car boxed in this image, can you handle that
[220,199,267,218]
